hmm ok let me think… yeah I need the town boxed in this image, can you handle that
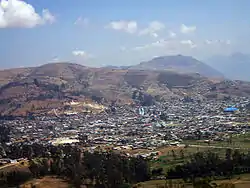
[1,96,250,162]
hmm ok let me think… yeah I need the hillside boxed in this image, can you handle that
[0,68,32,86]
[131,55,224,78]
[0,62,249,116]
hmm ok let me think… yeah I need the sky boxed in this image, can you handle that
[0,0,250,69]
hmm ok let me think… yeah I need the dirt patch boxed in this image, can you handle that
[20,176,71,188]
[158,146,184,155]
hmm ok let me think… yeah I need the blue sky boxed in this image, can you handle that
[0,0,250,68]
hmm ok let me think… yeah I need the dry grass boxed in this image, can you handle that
[20,176,71,188]
[0,162,30,174]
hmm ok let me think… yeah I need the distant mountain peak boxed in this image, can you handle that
[130,55,223,78]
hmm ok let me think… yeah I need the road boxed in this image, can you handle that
[189,144,242,150]
[179,144,248,150]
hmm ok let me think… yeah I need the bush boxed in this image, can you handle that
[119,183,132,188]
[6,171,32,186]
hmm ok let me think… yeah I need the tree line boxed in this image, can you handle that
[167,148,250,182]
[0,143,151,188]
[0,142,247,188]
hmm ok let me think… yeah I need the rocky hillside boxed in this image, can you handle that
[0,62,249,116]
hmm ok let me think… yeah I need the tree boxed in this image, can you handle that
[228,134,233,145]
[225,149,233,179]
[34,78,39,87]
[61,83,66,89]
[0,144,6,157]
[192,177,213,188]
[4,143,152,187]
[5,171,32,187]
[142,94,154,106]
[171,150,176,160]
[138,92,144,103]
[152,168,163,177]
[179,150,184,159]
[132,90,137,100]
[232,150,242,165]
[0,125,10,144]
[225,149,232,161]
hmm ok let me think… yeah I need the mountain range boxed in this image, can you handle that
[206,52,250,81]
[1,55,250,116]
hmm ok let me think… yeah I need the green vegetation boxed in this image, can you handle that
[0,144,151,188]
[3,130,250,187]
[2,143,250,187]
[147,147,250,187]
[150,133,250,174]
[182,133,250,149]
[150,147,228,173]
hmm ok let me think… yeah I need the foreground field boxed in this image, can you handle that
[18,174,250,188]
[20,176,71,188]
[17,174,250,188]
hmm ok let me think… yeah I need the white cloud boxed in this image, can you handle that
[107,20,165,37]
[0,0,55,28]
[132,39,168,51]
[48,56,60,63]
[169,31,177,38]
[132,45,149,51]
[151,39,168,47]
[180,24,196,34]
[72,50,93,59]
[204,40,212,45]
[151,33,158,38]
[42,9,55,24]
[204,39,231,45]
[120,46,127,51]
[139,21,165,37]
[52,57,59,61]
[132,39,199,53]
[74,17,89,26]
[225,40,231,45]
[180,40,197,48]
[107,20,137,34]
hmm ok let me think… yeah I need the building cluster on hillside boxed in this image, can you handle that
[1,96,250,159]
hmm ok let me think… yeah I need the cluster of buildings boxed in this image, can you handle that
[1,96,250,159]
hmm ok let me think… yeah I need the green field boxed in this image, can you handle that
[150,145,231,173]
[153,133,250,172]
[147,132,250,187]
[182,133,250,149]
